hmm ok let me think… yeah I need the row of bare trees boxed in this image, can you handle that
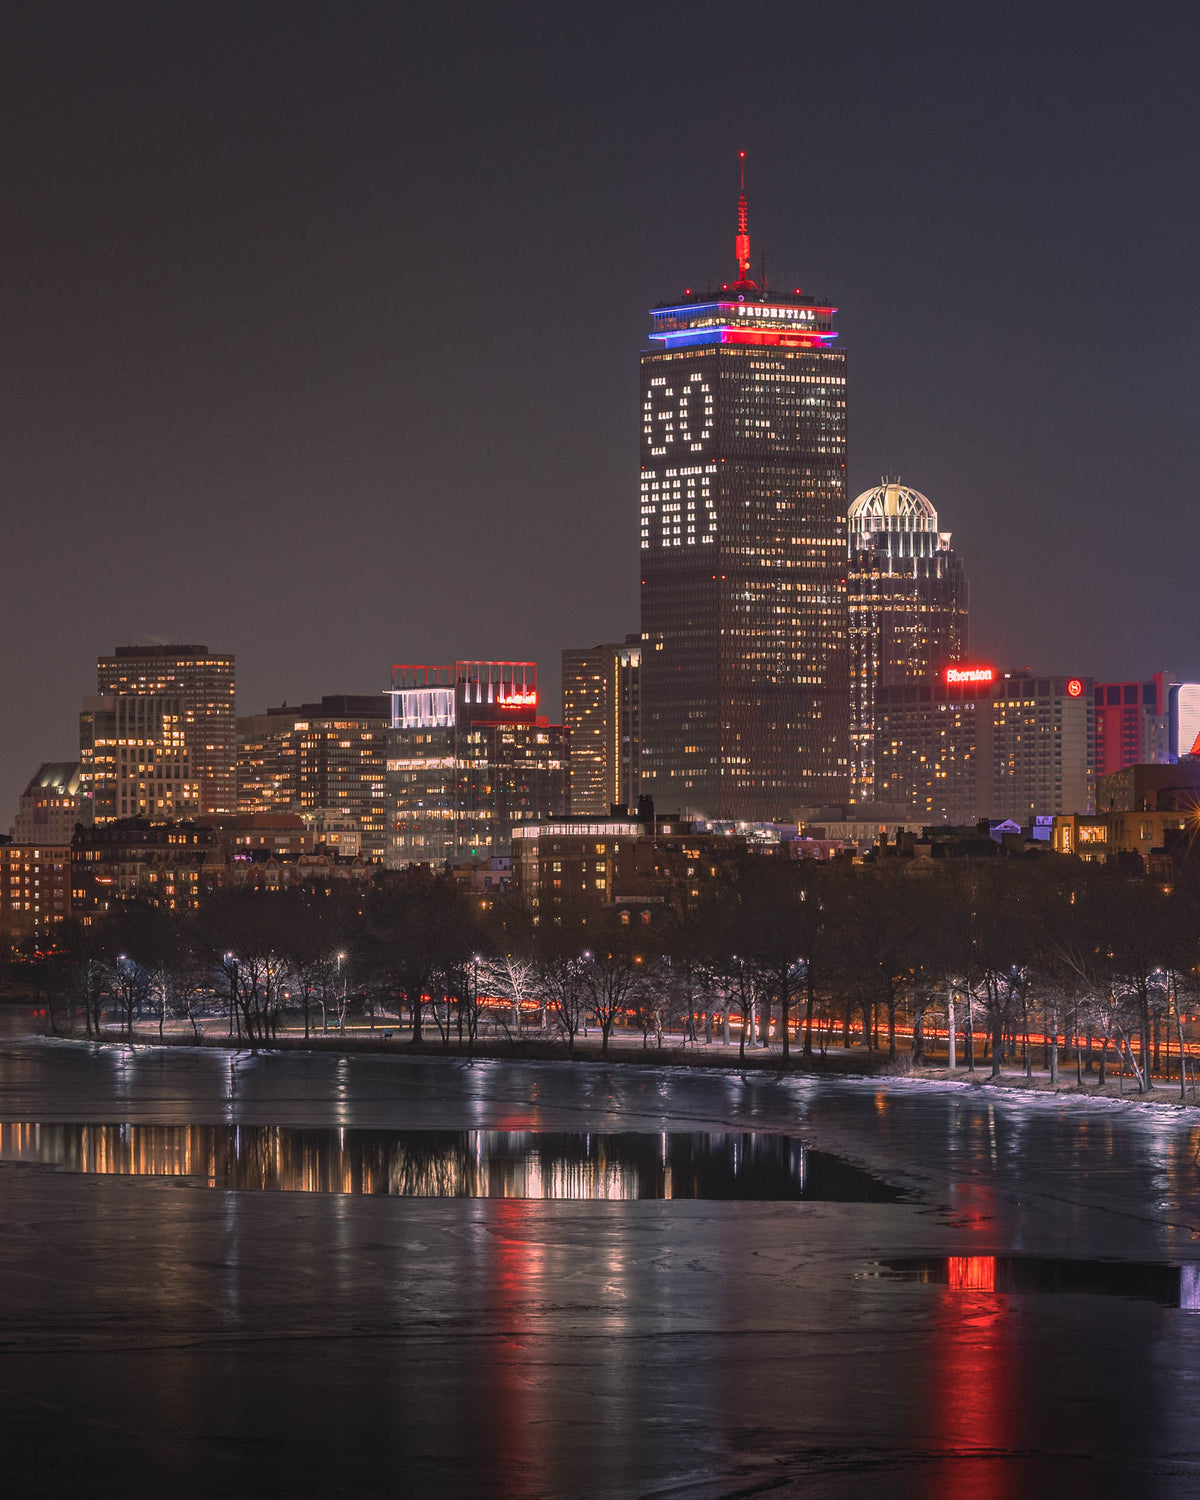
[5,851,1200,1093]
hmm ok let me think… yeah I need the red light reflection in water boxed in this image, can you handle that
[947,1255,996,1292]
[486,1196,549,1498]
[929,1282,1015,1499]
[930,1190,1012,1496]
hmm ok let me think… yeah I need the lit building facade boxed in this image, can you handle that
[80,694,200,823]
[875,666,1095,824]
[639,173,850,819]
[387,662,567,866]
[235,695,390,862]
[847,481,967,803]
[70,819,216,916]
[89,646,236,816]
[1093,674,1172,777]
[561,635,641,816]
[1169,682,1200,761]
[11,763,83,845]
[0,844,71,934]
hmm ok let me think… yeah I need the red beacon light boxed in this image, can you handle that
[944,665,996,685]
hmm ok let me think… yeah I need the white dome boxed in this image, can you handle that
[848,481,938,534]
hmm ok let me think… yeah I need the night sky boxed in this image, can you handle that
[2,1,1197,817]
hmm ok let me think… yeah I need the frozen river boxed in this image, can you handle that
[1,1011,1199,1497]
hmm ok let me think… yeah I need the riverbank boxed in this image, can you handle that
[31,1017,1200,1109]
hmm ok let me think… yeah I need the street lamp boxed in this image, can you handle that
[224,952,237,1038]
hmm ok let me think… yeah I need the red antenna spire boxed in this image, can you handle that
[735,151,755,288]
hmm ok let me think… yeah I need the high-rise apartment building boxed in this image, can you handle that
[875,666,1095,824]
[235,695,391,862]
[561,635,641,816]
[80,694,200,822]
[387,662,567,866]
[639,170,850,819]
[847,481,968,803]
[89,646,236,815]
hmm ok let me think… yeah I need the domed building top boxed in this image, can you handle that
[848,480,939,535]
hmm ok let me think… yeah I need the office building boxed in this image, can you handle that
[875,665,1095,824]
[847,481,968,803]
[561,635,641,815]
[236,695,391,862]
[1093,674,1172,777]
[11,763,83,845]
[84,645,236,818]
[388,662,567,866]
[639,168,850,819]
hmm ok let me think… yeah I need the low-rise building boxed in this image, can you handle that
[71,820,216,916]
[510,809,814,921]
[0,844,72,935]
[1096,761,1200,813]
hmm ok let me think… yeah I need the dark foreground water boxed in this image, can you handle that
[1,1013,1199,1497]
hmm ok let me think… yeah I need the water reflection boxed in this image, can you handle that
[877,1255,1200,1308]
[0,1122,902,1201]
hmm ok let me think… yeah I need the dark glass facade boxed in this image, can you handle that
[639,325,850,819]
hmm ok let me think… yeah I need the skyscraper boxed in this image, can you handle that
[639,164,850,819]
[847,481,968,802]
[91,645,236,815]
[561,635,641,815]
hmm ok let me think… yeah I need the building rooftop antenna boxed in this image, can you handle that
[735,151,756,289]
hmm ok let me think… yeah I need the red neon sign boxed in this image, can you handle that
[944,665,995,685]
[499,690,538,707]
[1066,678,1083,698]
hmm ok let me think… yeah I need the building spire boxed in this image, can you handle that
[735,151,755,288]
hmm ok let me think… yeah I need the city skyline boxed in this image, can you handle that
[2,3,1197,820]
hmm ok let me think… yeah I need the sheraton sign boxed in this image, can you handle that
[944,665,996,685]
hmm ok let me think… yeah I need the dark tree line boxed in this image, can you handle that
[5,851,1200,1093]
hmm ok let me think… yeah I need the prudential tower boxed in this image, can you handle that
[638,161,850,819]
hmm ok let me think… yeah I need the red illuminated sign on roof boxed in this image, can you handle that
[1066,678,1083,698]
[944,665,995,685]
